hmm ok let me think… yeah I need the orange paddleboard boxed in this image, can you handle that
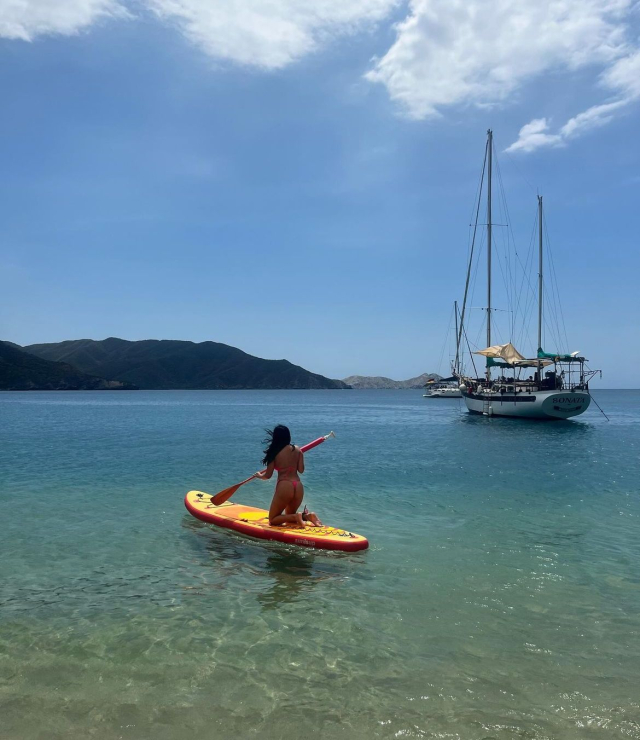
[185,490,369,552]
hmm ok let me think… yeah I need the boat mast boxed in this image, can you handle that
[486,129,493,382]
[537,195,543,375]
[454,300,459,372]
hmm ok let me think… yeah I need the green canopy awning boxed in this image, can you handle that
[537,348,585,362]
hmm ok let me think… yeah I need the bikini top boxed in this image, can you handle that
[274,445,299,474]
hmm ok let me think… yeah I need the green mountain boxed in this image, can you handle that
[23,337,350,390]
[0,341,137,391]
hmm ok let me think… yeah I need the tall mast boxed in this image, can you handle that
[454,300,459,372]
[486,129,493,381]
[537,194,543,366]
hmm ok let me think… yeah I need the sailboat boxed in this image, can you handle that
[453,130,600,420]
[424,301,462,397]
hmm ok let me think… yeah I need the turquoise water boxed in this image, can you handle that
[1,390,639,739]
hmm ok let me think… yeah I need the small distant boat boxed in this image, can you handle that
[453,130,601,420]
[423,377,461,398]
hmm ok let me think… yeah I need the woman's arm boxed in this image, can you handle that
[297,449,305,474]
[255,461,275,480]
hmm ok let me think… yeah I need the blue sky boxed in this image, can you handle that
[1,1,639,386]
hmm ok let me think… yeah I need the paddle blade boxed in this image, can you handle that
[210,482,244,506]
[210,472,258,506]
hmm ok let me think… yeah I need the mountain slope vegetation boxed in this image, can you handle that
[24,338,350,390]
[0,341,136,391]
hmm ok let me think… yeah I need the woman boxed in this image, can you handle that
[255,425,322,527]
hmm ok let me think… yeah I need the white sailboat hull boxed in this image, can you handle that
[461,388,591,420]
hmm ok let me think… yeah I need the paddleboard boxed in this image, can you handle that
[185,490,369,552]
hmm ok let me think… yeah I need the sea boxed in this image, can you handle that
[1,389,639,740]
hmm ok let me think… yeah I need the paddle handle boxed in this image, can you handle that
[299,430,335,454]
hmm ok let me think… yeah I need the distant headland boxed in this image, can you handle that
[1,338,437,391]
[342,373,441,389]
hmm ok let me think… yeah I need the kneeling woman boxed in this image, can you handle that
[256,425,322,527]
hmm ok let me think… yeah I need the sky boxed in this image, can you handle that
[0,1,639,386]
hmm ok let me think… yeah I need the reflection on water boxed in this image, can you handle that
[257,552,317,610]
[457,410,594,436]
[180,516,346,610]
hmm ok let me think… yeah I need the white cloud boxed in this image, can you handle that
[0,1,398,69]
[0,0,127,41]
[2,0,637,152]
[506,49,640,152]
[144,0,398,69]
[503,119,562,154]
[366,0,634,119]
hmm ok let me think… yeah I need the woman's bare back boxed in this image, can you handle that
[274,445,304,477]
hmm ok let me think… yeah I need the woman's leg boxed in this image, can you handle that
[284,482,304,515]
[269,482,304,527]
[287,483,323,527]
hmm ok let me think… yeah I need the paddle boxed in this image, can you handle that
[209,431,336,506]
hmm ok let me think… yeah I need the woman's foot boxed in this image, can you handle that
[295,512,306,528]
[304,510,323,527]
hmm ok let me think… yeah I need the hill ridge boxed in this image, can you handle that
[0,341,137,391]
[23,338,349,390]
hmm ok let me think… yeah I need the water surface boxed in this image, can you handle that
[1,390,639,739]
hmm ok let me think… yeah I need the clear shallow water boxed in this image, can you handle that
[1,389,639,740]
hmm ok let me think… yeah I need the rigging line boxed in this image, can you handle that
[519,249,539,351]
[539,208,564,351]
[436,304,455,375]
[513,238,543,344]
[462,322,479,378]
[502,147,538,197]
[544,216,570,353]
[543,253,563,353]
[543,282,563,352]
[589,392,610,421]
[469,228,485,305]
[509,204,540,349]
[496,150,522,336]
[514,210,537,321]
[513,216,537,349]
[516,216,539,352]
[458,139,488,362]
[493,152,516,331]
[472,312,486,353]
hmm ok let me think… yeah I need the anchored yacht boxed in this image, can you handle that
[453,131,600,420]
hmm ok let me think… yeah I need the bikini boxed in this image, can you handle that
[274,465,299,490]
[274,448,310,523]
[274,447,301,492]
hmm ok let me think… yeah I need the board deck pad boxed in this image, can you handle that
[185,490,369,552]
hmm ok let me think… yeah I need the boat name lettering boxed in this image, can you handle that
[295,539,316,547]
[551,397,585,404]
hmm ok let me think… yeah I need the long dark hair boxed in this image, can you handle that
[262,424,291,465]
